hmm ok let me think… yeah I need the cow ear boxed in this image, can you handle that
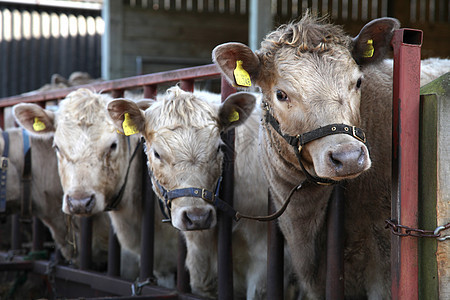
[107,99,147,136]
[212,42,261,87]
[218,92,256,132]
[13,103,56,138]
[352,17,400,65]
[136,99,156,111]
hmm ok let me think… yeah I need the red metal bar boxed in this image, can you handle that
[32,217,45,251]
[140,165,155,281]
[218,77,236,300]
[11,214,21,250]
[267,192,284,299]
[326,184,345,299]
[107,226,121,277]
[140,83,157,281]
[80,216,93,270]
[391,28,422,300]
[0,64,220,108]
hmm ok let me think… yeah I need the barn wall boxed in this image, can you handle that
[0,3,103,98]
[105,3,248,79]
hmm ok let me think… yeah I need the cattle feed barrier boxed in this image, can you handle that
[0,37,428,298]
[0,64,287,299]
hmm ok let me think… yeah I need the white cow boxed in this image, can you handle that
[106,86,272,299]
[13,88,178,287]
[0,127,109,268]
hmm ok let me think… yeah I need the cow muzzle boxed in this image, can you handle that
[174,205,216,231]
[66,193,96,215]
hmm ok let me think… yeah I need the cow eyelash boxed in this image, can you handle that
[276,90,289,101]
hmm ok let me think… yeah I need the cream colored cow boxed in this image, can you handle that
[13,88,178,286]
[0,127,109,268]
[107,87,270,299]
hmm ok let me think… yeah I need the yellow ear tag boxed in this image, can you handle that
[122,113,139,136]
[233,60,252,87]
[229,110,240,123]
[363,39,374,58]
[33,117,46,132]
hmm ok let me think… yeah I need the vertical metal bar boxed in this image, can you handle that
[140,158,155,280]
[144,84,157,99]
[80,216,93,270]
[177,233,190,293]
[218,77,236,300]
[107,226,121,277]
[326,184,345,299]
[391,28,422,300]
[11,214,21,250]
[32,217,45,251]
[112,89,124,98]
[140,83,157,281]
[176,79,195,294]
[267,191,284,299]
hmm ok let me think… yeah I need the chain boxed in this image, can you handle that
[385,219,450,241]
[131,277,155,296]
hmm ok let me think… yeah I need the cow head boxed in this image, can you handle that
[212,14,399,181]
[13,88,135,216]
[107,87,256,231]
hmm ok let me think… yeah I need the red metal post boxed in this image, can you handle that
[80,216,93,270]
[391,28,423,300]
[107,226,121,277]
[140,84,157,281]
[326,184,345,299]
[267,192,284,299]
[218,78,236,300]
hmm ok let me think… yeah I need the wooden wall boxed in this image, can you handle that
[104,0,449,80]
[104,2,248,79]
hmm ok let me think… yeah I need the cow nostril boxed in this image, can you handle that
[329,152,343,169]
[183,211,194,227]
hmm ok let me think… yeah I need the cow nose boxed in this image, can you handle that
[67,194,95,215]
[329,146,367,174]
[182,208,214,230]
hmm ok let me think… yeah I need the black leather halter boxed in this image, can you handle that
[104,137,143,211]
[150,172,239,223]
[263,102,367,185]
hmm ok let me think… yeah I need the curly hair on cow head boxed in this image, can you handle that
[258,11,352,60]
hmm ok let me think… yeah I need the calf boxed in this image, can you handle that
[0,127,109,267]
[13,88,178,286]
[107,87,270,299]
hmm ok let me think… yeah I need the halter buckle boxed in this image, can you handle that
[352,126,366,143]
[201,189,214,204]
[0,157,8,170]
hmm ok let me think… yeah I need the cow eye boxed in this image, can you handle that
[276,90,288,101]
[110,142,117,151]
[356,78,362,89]
[154,150,161,160]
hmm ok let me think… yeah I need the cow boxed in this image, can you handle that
[0,127,109,268]
[212,13,449,299]
[106,86,272,299]
[12,88,178,287]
